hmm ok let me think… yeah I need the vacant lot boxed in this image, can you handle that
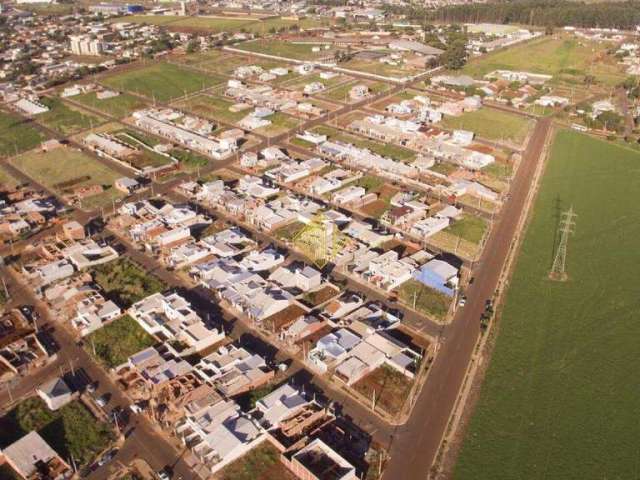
[85,315,156,368]
[257,112,300,137]
[218,440,296,480]
[38,97,102,135]
[397,279,451,321]
[442,108,533,145]
[235,40,335,60]
[174,94,245,125]
[10,147,124,209]
[461,35,625,86]
[445,214,488,245]
[73,91,147,119]
[0,397,113,467]
[92,257,166,307]
[455,131,640,480]
[0,111,45,157]
[102,63,223,102]
[353,365,414,415]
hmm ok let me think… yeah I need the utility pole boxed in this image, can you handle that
[550,206,577,281]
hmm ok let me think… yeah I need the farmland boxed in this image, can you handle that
[461,36,626,86]
[10,147,124,209]
[0,110,46,157]
[441,108,533,145]
[455,131,640,480]
[101,63,223,102]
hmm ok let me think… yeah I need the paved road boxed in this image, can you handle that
[382,117,552,480]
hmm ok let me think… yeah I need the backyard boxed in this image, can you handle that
[91,257,166,307]
[0,110,46,157]
[85,315,156,368]
[102,63,223,102]
[0,397,113,467]
[455,130,640,480]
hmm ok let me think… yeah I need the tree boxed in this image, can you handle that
[440,39,467,70]
[186,40,198,54]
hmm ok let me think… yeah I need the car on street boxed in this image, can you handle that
[458,295,467,307]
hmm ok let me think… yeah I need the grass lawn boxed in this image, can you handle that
[73,91,147,119]
[37,97,102,135]
[257,112,300,137]
[10,147,124,209]
[217,441,296,480]
[0,111,46,157]
[92,257,166,308]
[352,365,413,415]
[102,63,223,102]
[461,35,625,86]
[283,72,346,92]
[85,315,156,368]
[445,214,488,245]
[342,58,415,79]
[170,148,208,170]
[0,165,18,188]
[455,130,640,480]
[173,94,246,124]
[236,39,335,60]
[0,397,113,467]
[441,108,533,145]
[397,279,451,321]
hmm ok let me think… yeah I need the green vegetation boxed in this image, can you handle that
[397,279,450,321]
[355,175,385,193]
[102,63,223,102]
[236,40,335,60]
[73,92,147,119]
[170,148,208,169]
[0,397,113,467]
[353,365,413,415]
[92,258,166,307]
[461,36,625,86]
[445,214,488,245]
[85,315,156,368]
[174,94,246,124]
[258,112,299,136]
[274,221,306,241]
[0,165,18,188]
[455,130,640,480]
[38,97,102,135]
[442,108,533,145]
[218,441,296,480]
[0,110,45,157]
[10,148,124,209]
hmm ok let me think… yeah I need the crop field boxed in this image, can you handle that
[72,91,147,119]
[0,111,46,157]
[235,39,336,60]
[10,147,124,209]
[461,36,625,86]
[455,131,640,480]
[101,63,223,102]
[441,108,533,145]
[37,97,103,135]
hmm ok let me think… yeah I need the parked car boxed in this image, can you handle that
[157,466,173,480]
[97,449,117,467]
[458,295,467,307]
[95,394,109,408]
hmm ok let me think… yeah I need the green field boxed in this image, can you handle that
[257,112,300,137]
[92,257,166,308]
[442,108,533,145]
[445,214,488,245]
[0,397,113,467]
[235,39,335,60]
[85,315,156,368]
[397,279,451,321]
[455,130,640,480]
[0,111,46,157]
[102,63,223,102]
[10,148,124,209]
[73,91,147,119]
[461,36,625,86]
[38,97,102,135]
[174,94,246,124]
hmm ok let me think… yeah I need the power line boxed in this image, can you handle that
[550,206,577,281]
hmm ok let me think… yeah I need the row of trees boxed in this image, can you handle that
[398,0,640,30]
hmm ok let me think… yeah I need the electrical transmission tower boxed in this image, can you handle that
[550,206,577,281]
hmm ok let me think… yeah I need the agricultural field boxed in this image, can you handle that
[85,315,156,368]
[235,39,336,61]
[0,397,113,467]
[441,108,533,145]
[37,97,103,135]
[461,35,626,86]
[101,63,223,102]
[10,147,124,209]
[455,131,640,480]
[72,91,147,119]
[0,110,46,157]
